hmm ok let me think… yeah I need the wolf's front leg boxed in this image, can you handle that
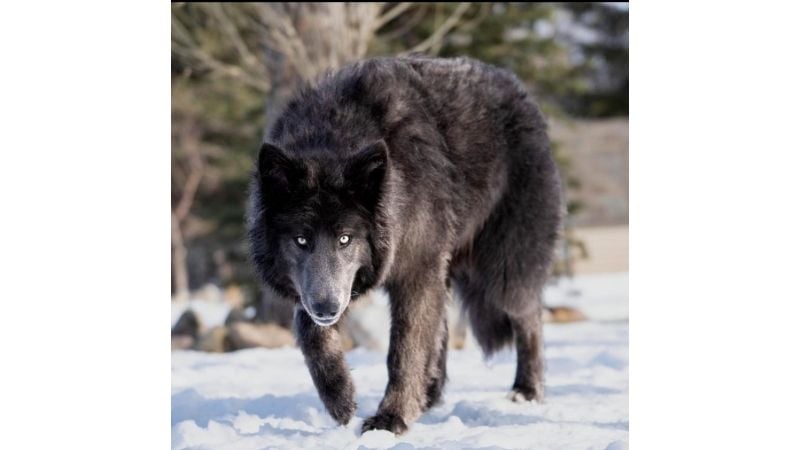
[295,308,356,425]
[362,276,447,434]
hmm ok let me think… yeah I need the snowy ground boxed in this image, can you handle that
[172,273,628,450]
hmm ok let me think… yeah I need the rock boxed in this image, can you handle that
[224,308,248,326]
[171,334,194,350]
[172,309,200,339]
[543,306,588,323]
[195,326,233,353]
[227,322,296,349]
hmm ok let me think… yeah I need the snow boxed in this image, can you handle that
[172,273,628,449]
[544,272,628,322]
[172,299,231,329]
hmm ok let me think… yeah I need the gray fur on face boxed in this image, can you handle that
[293,233,364,326]
[248,56,562,434]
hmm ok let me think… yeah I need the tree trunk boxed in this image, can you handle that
[172,212,190,301]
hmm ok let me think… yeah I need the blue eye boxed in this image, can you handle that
[338,235,351,246]
[295,236,308,246]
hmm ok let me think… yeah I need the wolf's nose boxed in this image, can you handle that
[311,300,338,319]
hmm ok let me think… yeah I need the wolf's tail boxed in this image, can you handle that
[464,301,515,357]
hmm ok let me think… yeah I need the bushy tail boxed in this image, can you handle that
[465,301,514,357]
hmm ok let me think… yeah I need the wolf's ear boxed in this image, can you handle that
[345,140,388,210]
[257,142,305,200]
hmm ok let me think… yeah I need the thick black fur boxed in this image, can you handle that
[247,56,562,434]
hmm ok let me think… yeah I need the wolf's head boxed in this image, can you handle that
[248,140,390,326]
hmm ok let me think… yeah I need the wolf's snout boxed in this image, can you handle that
[309,299,339,320]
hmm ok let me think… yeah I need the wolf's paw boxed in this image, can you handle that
[325,395,356,425]
[318,381,356,425]
[508,383,543,403]
[361,412,408,435]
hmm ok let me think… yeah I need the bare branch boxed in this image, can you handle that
[174,142,205,223]
[171,212,190,298]
[352,3,382,59]
[378,4,429,40]
[172,9,271,92]
[373,2,413,31]
[258,5,317,81]
[404,2,472,55]
[254,3,382,78]
[459,2,491,33]
[208,4,265,76]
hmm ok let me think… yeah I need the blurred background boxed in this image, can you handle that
[171,2,628,352]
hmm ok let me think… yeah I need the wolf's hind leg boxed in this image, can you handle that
[508,307,545,402]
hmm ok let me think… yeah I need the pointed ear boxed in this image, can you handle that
[257,142,306,201]
[344,140,389,210]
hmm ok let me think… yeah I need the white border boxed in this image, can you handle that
[1,2,170,448]
[631,2,800,448]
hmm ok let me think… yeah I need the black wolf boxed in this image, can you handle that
[248,56,562,434]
